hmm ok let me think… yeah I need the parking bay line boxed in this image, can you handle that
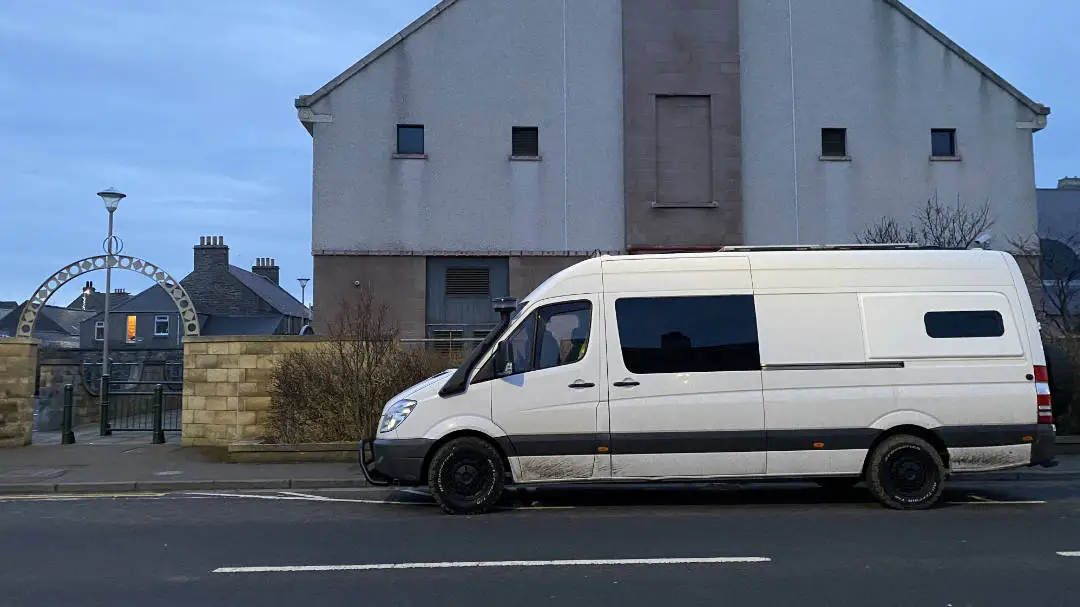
[213,556,772,574]
[1058,552,1080,557]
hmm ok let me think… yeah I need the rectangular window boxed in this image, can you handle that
[511,126,540,158]
[94,321,104,341]
[931,128,957,157]
[656,95,713,205]
[396,124,425,155]
[821,128,847,157]
[154,315,169,336]
[924,310,1004,339]
[126,315,137,343]
[615,295,760,374]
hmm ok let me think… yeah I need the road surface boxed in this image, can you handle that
[1,479,1078,606]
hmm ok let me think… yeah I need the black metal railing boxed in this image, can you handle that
[103,380,182,433]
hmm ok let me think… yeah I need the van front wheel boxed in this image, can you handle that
[866,434,945,510]
[428,437,505,515]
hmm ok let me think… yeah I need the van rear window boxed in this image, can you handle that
[923,310,1005,339]
[614,295,761,374]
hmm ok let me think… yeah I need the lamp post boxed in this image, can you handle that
[297,277,310,307]
[97,187,125,436]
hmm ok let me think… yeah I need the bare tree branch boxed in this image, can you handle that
[856,195,994,248]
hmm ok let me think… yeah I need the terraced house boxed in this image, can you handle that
[296,0,1049,340]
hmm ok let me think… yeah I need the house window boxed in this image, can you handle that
[396,124,425,155]
[154,315,170,336]
[511,126,540,158]
[126,315,137,344]
[821,128,847,158]
[924,310,1004,339]
[931,128,957,158]
[94,321,104,341]
[614,295,761,374]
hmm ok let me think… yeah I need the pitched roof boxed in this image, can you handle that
[295,0,461,108]
[296,0,1049,122]
[228,266,310,319]
[885,0,1049,118]
[0,303,93,337]
[201,314,285,336]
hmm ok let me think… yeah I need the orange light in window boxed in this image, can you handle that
[126,315,137,343]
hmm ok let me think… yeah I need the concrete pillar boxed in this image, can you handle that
[0,338,39,448]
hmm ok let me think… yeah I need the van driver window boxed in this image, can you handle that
[535,301,592,371]
[615,295,761,374]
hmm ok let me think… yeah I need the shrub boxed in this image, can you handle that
[266,288,461,444]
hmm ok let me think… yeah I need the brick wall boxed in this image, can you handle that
[181,336,320,446]
[0,338,39,448]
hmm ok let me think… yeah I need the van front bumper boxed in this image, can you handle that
[359,438,432,486]
[1030,423,1057,468]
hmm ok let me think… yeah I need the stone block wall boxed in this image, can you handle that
[181,336,320,446]
[0,338,39,448]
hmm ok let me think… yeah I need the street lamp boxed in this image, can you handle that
[96,187,126,436]
[297,277,310,307]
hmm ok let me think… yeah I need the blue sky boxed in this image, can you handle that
[1,0,1075,307]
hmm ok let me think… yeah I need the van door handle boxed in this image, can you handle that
[568,380,595,389]
[613,379,640,388]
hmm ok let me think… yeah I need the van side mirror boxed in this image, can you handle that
[493,341,514,378]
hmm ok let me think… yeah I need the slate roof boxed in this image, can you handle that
[201,315,285,336]
[1038,187,1080,240]
[228,265,310,319]
[0,303,93,344]
[296,0,1049,122]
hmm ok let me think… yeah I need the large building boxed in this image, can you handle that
[296,0,1049,339]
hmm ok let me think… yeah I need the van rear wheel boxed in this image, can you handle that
[428,437,505,515]
[866,434,945,510]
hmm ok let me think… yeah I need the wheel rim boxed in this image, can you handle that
[444,452,492,502]
[881,445,938,503]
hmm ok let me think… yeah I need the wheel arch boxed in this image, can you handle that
[861,425,951,477]
[420,430,513,485]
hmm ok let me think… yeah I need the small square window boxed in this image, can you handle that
[396,124,425,155]
[931,129,957,157]
[94,321,104,341]
[821,128,847,158]
[511,126,540,158]
[154,315,169,336]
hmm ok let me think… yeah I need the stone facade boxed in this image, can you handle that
[181,336,319,446]
[0,338,39,448]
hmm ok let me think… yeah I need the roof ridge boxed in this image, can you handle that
[884,0,1049,117]
[296,0,462,108]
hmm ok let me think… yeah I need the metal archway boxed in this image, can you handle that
[16,255,201,338]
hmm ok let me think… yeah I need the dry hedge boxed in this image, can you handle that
[265,288,461,444]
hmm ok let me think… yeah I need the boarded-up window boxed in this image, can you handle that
[445,267,490,297]
[656,95,712,205]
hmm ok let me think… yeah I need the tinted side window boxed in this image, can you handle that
[924,310,1004,339]
[615,295,760,374]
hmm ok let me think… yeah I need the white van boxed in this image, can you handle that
[360,245,1057,514]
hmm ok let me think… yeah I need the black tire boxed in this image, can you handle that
[427,437,505,515]
[866,434,945,510]
[815,477,859,491]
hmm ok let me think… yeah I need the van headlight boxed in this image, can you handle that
[378,399,417,434]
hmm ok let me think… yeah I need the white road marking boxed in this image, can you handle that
[183,492,429,506]
[213,556,772,574]
[0,492,168,502]
[1058,552,1080,557]
[948,496,1047,505]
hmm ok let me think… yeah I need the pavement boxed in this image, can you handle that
[1,478,1079,606]
[0,431,368,494]
[2,430,1079,494]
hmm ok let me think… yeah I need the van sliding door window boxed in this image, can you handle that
[923,310,1005,339]
[614,295,761,374]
